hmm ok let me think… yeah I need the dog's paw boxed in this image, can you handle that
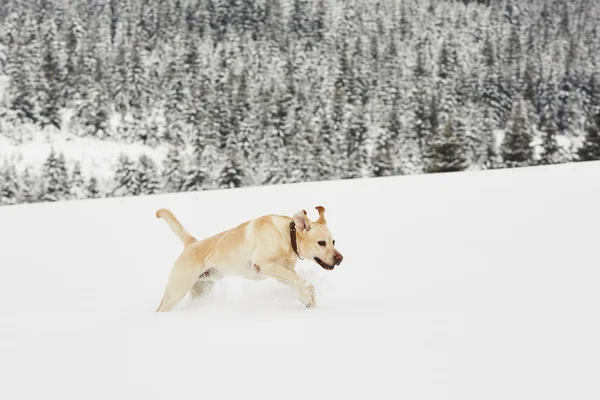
[300,283,316,308]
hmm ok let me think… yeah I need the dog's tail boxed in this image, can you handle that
[156,208,197,246]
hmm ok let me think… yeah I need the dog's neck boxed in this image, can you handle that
[289,221,304,260]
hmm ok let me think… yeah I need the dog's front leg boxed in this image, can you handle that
[255,262,316,308]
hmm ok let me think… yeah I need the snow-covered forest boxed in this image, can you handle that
[1,0,599,205]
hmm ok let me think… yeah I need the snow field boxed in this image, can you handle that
[0,161,599,399]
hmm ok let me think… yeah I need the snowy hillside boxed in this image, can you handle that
[0,162,599,400]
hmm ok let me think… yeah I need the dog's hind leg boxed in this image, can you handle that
[190,268,222,300]
[190,280,214,299]
[156,258,203,312]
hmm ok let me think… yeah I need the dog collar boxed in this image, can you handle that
[289,222,304,260]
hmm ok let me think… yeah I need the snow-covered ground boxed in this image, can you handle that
[0,162,599,400]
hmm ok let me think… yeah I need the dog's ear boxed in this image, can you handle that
[293,210,311,232]
[315,206,326,225]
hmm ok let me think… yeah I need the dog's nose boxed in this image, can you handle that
[334,253,343,265]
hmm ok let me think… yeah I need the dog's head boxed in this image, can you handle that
[293,206,343,270]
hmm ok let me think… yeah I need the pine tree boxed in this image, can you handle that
[412,84,433,158]
[163,48,188,147]
[19,167,38,204]
[437,35,458,82]
[481,65,512,130]
[162,146,185,193]
[577,114,600,162]
[424,118,469,173]
[237,0,259,37]
[79,53,111,138]
[231,68,250,139]
[70,161,86,200]
[86,176,102,199]
[182,130,208,192]
[136,154,161,195]
[217,151,245,189]
[505,23,522,72]
[127,39,148,111]
[112,153,139,197]
[538,73,559,131]
[312,107,336,181]
[583,72,600,118]
[538,118,562,165]
[312,0,328,42]
[556,73,574,136]
[64,18,83,103]
[109,0,119,45]
[39,20,64,130]
[343,104,369,179]
[112,37,130,115]
[290,0,310,38]
[212,48,233,151]
[501,99,534,168]
[6,34,39,125]
[0,162,20,206]
[371,132,395,177]
[40,149,70,202]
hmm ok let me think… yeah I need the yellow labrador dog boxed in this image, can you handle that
[154,206,343,312]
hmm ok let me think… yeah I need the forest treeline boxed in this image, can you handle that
[1,0,600,205]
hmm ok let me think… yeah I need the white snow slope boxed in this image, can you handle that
[1,162,599,400]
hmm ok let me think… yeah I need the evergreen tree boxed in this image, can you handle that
[136,154,161,195]
[0,162,20,206]
[577,114,600,162]
[79,53,111,138]
[501,99,534,168]
[127,39,148,111]
[6,36,39,125]
[162,146,185,193]
[86,176,102,199]
[583,72,600,118]
[290,0,310,38]
[424,118,469,173]
[481,67,513,130]
[64,19,83,103]
[112,153,139,197]
[39,20,64,130]
[312,108,336,181]
[412,84,433,158]
[182,130,208,192]
[19,167,38,204]
[163,48,188,147]
[312,0,328,42]
[112,37,130,115]
[343,104,369,179]
[538,118,562,165]
[556,73,574,136]
[217,152,245,189]
[212,48,233,151]
[69,161,85,199]
[40,149,70,202]
[371,132,395,177]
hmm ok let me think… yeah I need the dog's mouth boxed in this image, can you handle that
[314,257,335,270]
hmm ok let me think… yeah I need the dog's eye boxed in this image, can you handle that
[318,241,326,246]
[333,240,336,246]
